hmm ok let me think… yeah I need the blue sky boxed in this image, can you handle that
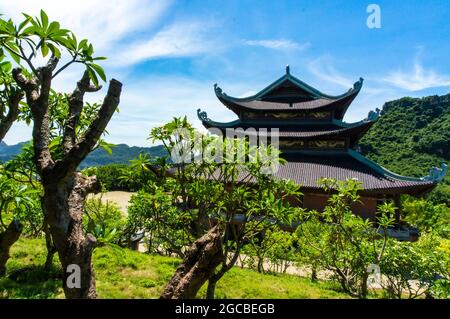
[2,0,450,146]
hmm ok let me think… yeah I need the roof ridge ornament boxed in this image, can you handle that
[421,163,448,182]
[197,108,211,123]
[286,65,290,75]
[353,77,364,90]
[214,83,225,97]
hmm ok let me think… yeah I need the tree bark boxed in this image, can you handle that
[43,219,57,271]
[0,90,23,143]
[160,225,224,299]
[206,266,228,299]
[206,278,217,299]
[42,173,100,298]
[0,220,22,277]
[311,267,318,282]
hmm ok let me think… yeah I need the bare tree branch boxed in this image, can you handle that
[63,71,102,153]
[0,90,23,142]
[12,56,60,173]
[57,78,122,175]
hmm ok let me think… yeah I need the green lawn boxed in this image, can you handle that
[0,237,349,299]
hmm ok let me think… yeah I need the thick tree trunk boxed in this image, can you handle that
[161,225,224,299]
[12,62,122,300]
[0,220,22,277]
[42,173,100,299]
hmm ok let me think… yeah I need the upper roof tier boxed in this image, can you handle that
[215,66,363,120]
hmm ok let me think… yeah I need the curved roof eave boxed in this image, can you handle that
[214,71,364,103]
[348,149,448,183]
[197,108,380,130]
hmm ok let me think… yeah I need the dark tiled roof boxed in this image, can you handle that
[225,122,373,139]
[237,99,332,110]
[229,153,435,195]
[218,89,359,120]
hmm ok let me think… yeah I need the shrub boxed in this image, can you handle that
[83,164,128,191]
[126,189,194,257]
[402,197,450,238]
[295,178,396,298]
[84,197,127,245]
[380,233,449,299]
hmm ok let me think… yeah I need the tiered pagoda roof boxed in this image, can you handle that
[214,66,362,120]
[198,66,447,196]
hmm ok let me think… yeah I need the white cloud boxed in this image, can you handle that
[244,39,309,51]
[98,75,237,146]
[383,59,450,91]
[112,21,218,66]
[307,57,354,88]
[305,56,406,123]
[0,0,171,53]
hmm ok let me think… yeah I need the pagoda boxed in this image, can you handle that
[197,66,447,239]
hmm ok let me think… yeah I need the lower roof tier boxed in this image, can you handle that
[220,150,446,196]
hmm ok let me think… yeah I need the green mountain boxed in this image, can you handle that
[0,142,29,163]
[358,93,449,178]
[358,93,450,205]
[0,142,167,168]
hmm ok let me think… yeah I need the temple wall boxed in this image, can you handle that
[302,192,377,220]
[351,197,377,220]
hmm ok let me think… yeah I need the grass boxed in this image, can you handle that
[0,237,350,299]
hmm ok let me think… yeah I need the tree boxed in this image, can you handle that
[244,229,295,274]
[0,11,122,298]
[295,178,395,298]
[136,118,300,299]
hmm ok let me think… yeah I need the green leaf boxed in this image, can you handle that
[88,63,106,82]
[78,39,88,51]
[40,9,49,30]
[46,21,60,35]
[17,16,32,32]
[87,43,94,56]
[0,61,12,73]
[99,140,114,156]
[47,43,61,58]
[41,42,49,57]
[3,45,21,64]
[86,65,99,87]
[21,25,37,36]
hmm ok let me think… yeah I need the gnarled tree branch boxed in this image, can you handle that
[56,79,122,176]
[63,71,101,154]
[0,90,23,142]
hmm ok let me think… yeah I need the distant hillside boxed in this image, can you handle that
[0,142,29,163]
[358,93,449,181]
[0,142,167,168]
